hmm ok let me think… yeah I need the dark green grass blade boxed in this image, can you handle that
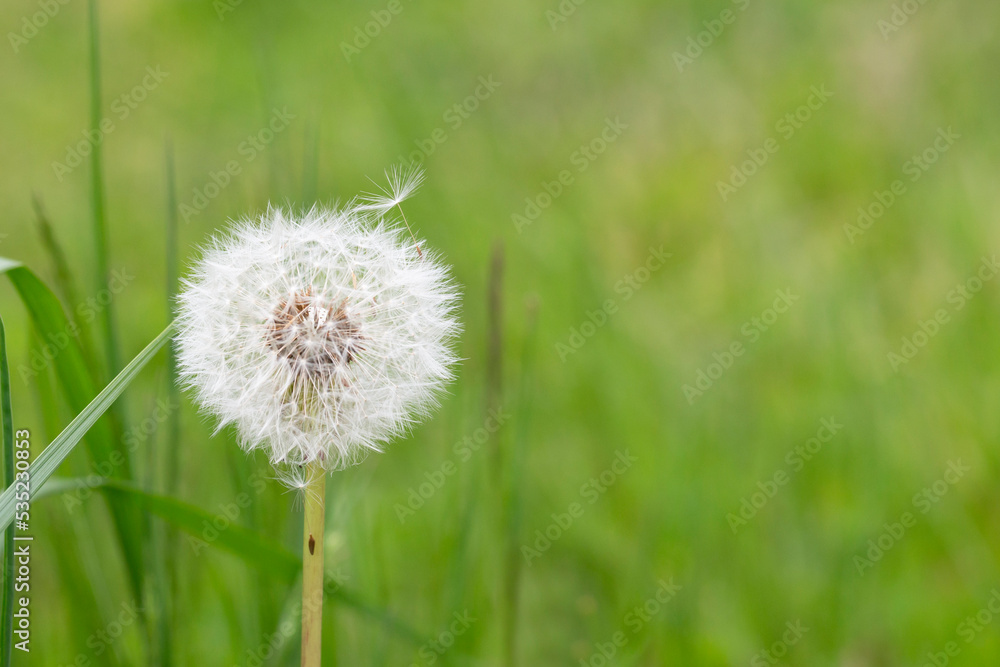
[0,260,147,606]
[1,316,15,667]
[501,298,540,667]
[139,385,172,667]
[28,329,64,454]
[32,196,103,388]
[0,261,129,476]
[31,196,78,303]
[103,480,300,580]
[0,262,118,462]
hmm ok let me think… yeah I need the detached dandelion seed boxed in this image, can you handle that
[174,167,460,666]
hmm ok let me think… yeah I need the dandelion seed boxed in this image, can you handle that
[357,164,426,212]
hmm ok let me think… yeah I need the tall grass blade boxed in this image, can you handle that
[501,297,539,667]
[32,197,81,311]
[487,242,504,420]
[1,316,15,667]
[303,117,319,204]
[157,137,181,667]
[141,385,171,667]
[0,322,173,531]
[31,196,103,384]
[164,139,181,495]
[87,0,120,378]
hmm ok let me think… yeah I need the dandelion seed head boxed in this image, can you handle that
[175,170,460,484]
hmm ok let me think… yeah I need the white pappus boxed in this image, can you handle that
[174,168,460,486]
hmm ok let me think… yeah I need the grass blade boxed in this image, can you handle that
[87,0,119,378]
[1,316,15,667]
[0,323,174,531]
[32,195,102,387]
[103,480,300,580]
[0,261,124,472]
[33,196,79,307]
[0,260,148,606]
[164,139,181,494]
[501,297,539,667]
[151,138,181,667]
[303,116,319,204]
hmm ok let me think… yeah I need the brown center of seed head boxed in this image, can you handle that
[265,290,364,376]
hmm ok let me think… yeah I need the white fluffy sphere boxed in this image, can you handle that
[175,191,460,481]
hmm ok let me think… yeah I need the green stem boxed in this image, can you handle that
[301,463,326,667]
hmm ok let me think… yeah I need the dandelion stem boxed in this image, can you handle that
[301,462,326,667]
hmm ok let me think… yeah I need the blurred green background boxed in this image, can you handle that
[3,0,1000,664]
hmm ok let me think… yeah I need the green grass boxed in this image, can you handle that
[3,0,1000,664]
[0,315,15,667]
